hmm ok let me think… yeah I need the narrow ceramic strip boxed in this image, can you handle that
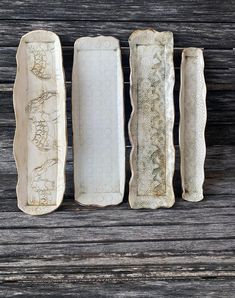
[179,48,207,202]
[13,30,67,215]
[72,36,125,207]
[128,29,175,209]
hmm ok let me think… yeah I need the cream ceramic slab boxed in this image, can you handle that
[72,36,125,206]
[128,29,175,209]
[179,48,207,202]
[13,30,67,215]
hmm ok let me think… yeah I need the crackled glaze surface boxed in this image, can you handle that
[72,36,125,207]
[128,29,175,209]
[13,30,67,215]
[179,48,207,202]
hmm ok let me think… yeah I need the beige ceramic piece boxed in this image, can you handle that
[128,29,175,209]
[179,48,207,202]
[72,36,125,207]
[13,30,67,215]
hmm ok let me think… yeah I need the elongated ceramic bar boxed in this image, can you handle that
[128,29,175,209]
[179,48,207,202]
[72,36,125,206]
[13,30,67,215]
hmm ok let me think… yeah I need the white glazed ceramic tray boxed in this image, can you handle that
[72,36,125,207]
[128,29,175,209]
[13,30,67,215]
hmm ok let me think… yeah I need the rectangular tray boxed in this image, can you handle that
[13,30,67,215]
[72,36,125,206]
[128,29,175,209]
[179,48,207,202]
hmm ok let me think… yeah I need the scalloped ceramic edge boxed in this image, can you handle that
[13,30,67,215]
[128,29,175,209]
[72,36,125,207]
[179,48,207,202]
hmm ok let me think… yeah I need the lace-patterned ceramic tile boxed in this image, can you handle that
[128,29,175,209]
[179,48,207,202]
[72,36,125,206]
[13,30,67,215]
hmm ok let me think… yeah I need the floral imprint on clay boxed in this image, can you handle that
[28,159,59,206]
[137,45,166,196]
[25,90,60,152]
[28,43,55,79]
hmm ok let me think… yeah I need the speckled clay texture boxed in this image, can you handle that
[179,48,207,202]
[13,30,67,215]
[128,29,175,209]
[72,36,125,207]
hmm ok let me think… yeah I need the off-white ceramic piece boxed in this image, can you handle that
[13,30,67,215]
[128,29,175,209]
[72,36,125,207]
[179,48,207,202]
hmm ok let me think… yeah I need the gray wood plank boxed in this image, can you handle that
[1,238,234,258]
[0,206,234,228]
[0,279,234,298]
[0,21,235,48]
[0,205,234,279]
[0,0,235,22]
[0,224,233,246]
[0,263,234,283]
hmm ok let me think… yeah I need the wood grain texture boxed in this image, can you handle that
[0,200,234,287]
[0,280,234,298]
[0,0,234,296]
[0,0,235,22]
[0,21,235,48]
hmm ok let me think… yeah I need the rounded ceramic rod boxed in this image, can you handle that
[179,48,207,202]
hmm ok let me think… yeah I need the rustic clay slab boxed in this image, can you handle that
[128,29,175,209]
[72,36,125,206]
[179,48,207,202]
[13,30,67,215]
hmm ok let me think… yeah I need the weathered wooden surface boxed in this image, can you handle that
[0,21,235,49]
[0,280,234,298]
[1,0,235,22]
[0,0,234,296]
